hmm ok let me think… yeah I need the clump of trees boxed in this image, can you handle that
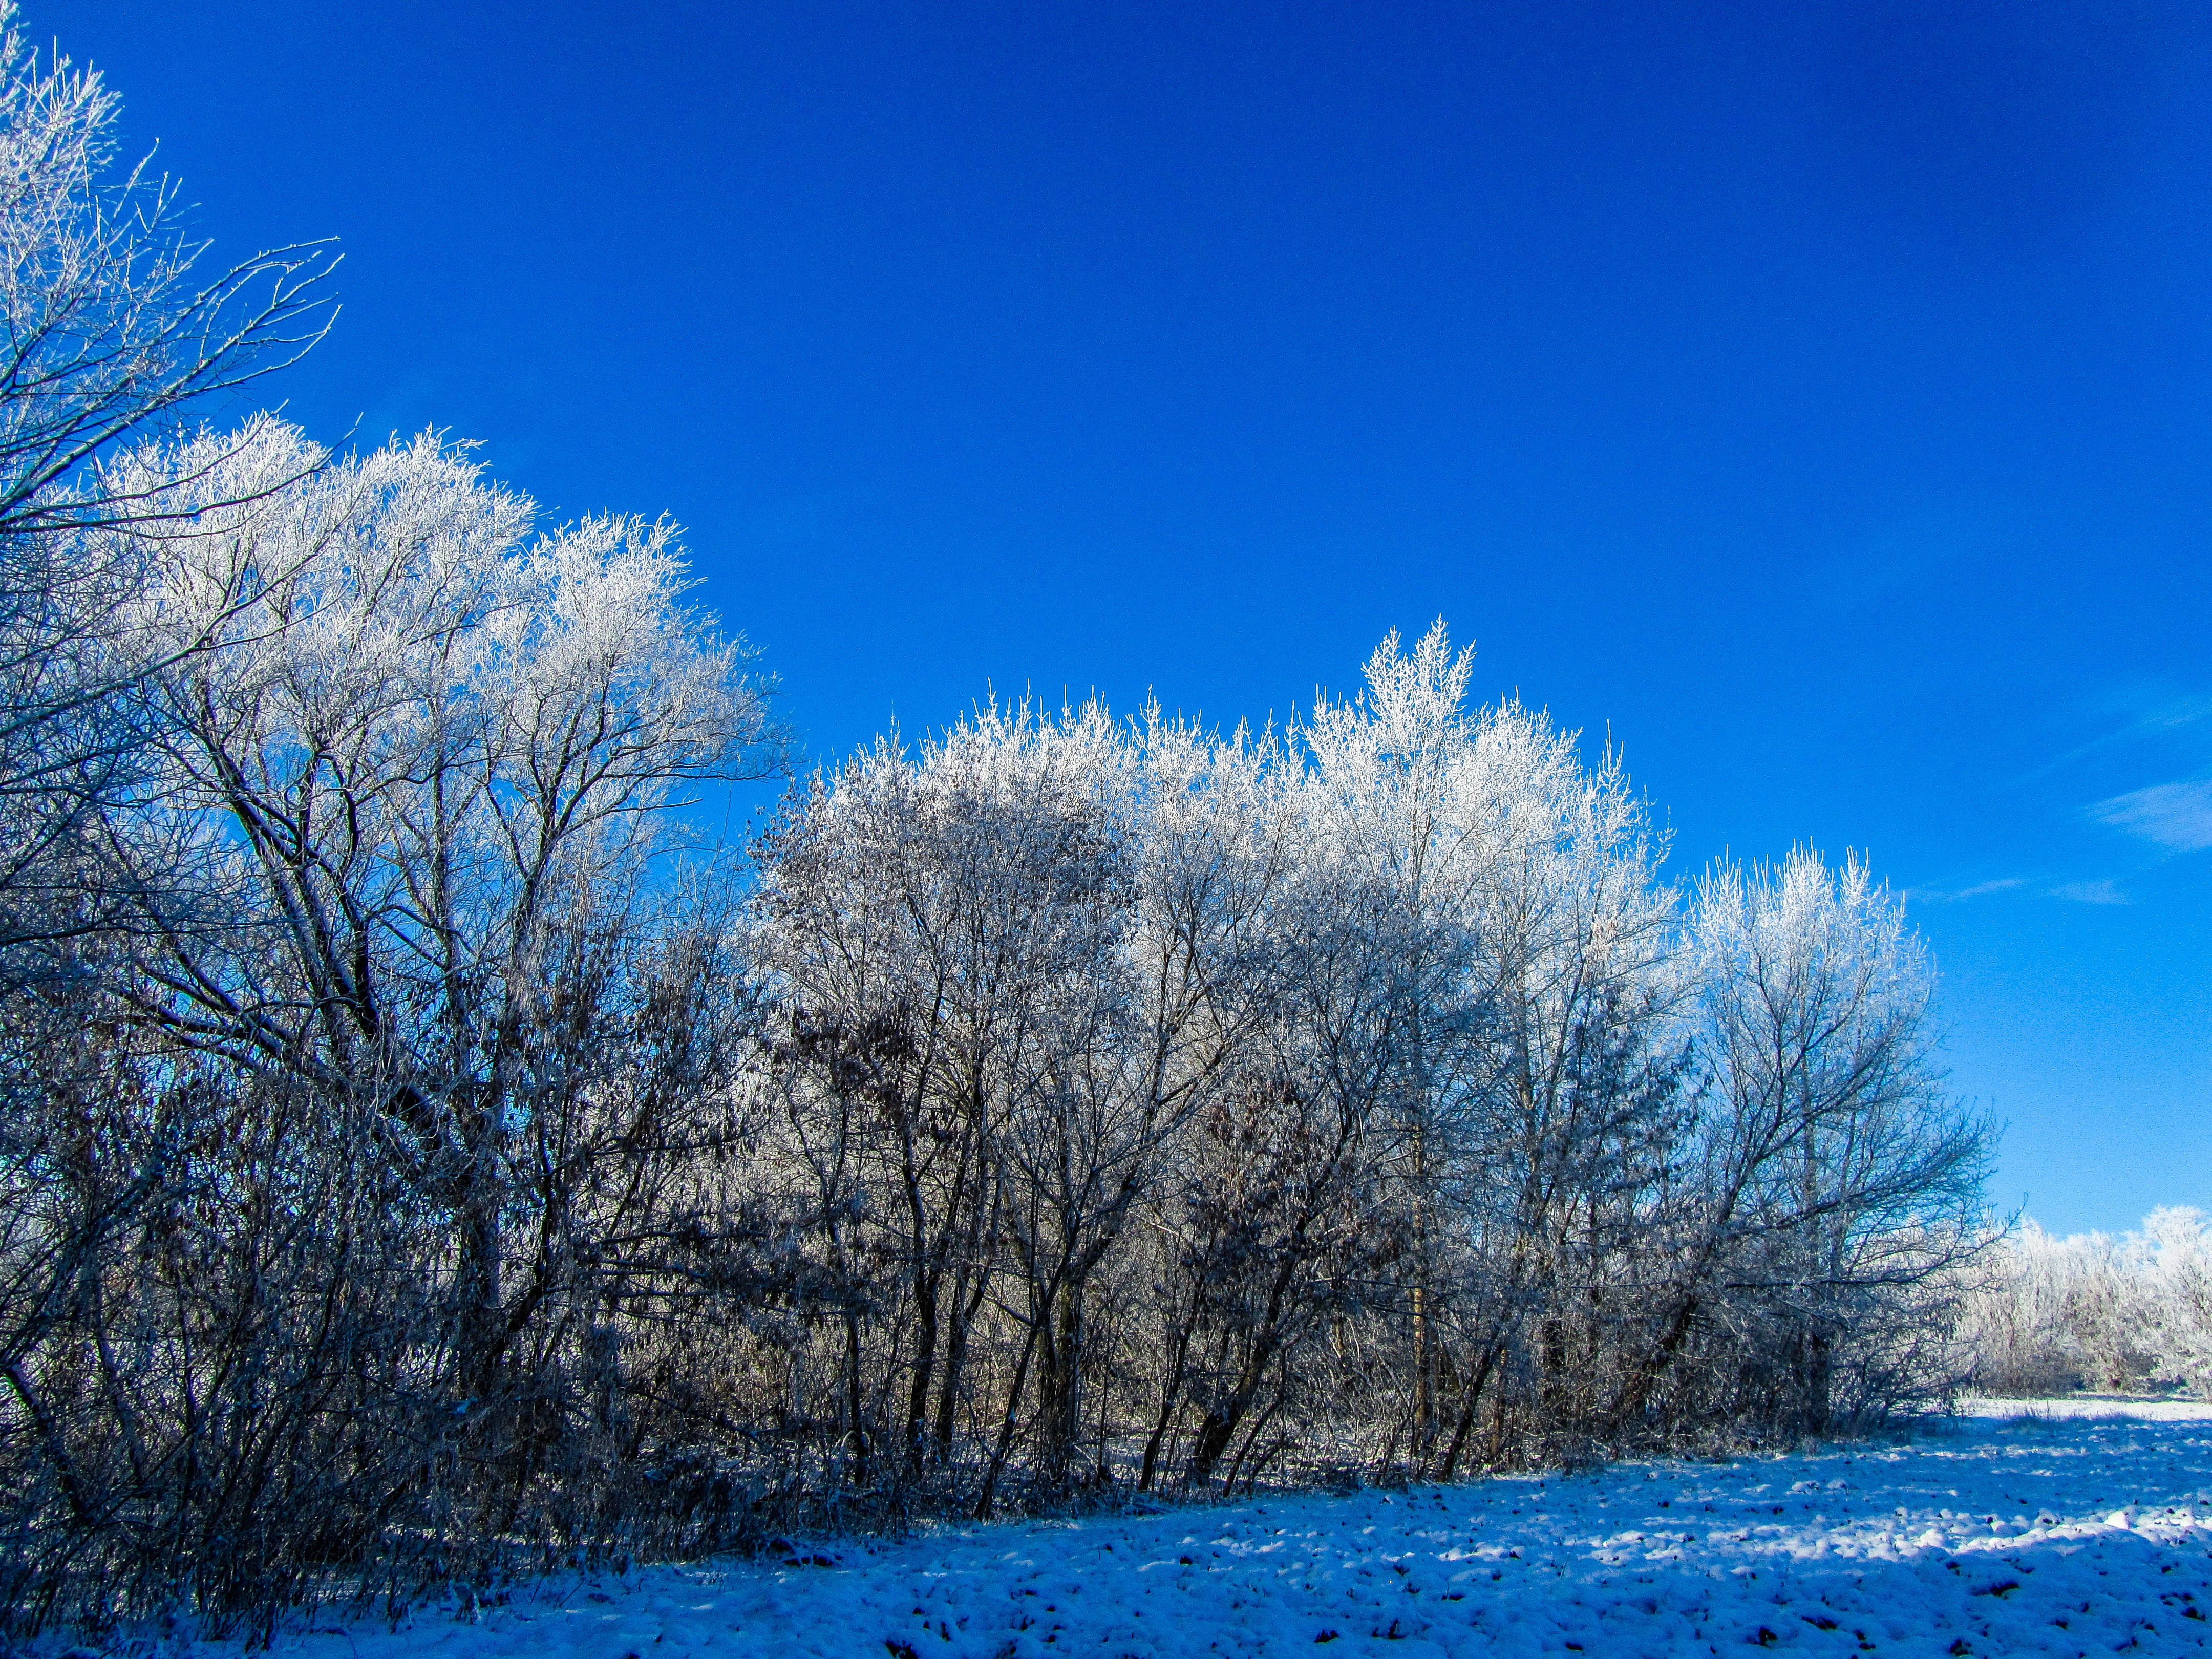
[1960,1210,2212,1397]
[744,644,1988,1512]
[0,5,1991,1641]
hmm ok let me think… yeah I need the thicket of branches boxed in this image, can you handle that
[0,6,1992,1641]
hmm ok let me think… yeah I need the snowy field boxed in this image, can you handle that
[258,1403,2212,1658]
[1960,1395,2212,1423]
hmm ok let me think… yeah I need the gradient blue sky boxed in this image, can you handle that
[43,0,2212,1233]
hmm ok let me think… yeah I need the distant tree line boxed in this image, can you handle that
[1961,1209,2212,1398]
[0,7,1992,1640]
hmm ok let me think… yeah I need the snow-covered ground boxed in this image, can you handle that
[265,1404,2212,1657]
[1960,1394,2212,1423]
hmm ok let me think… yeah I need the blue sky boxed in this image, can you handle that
[45,0,2212,1233]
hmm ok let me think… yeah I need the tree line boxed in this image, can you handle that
[1961,1209,2212,1398]
[0,8,1991,1639]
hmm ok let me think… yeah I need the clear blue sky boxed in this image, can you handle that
[45,0,2212,1235]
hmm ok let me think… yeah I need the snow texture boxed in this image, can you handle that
[272,1405,2212,1657]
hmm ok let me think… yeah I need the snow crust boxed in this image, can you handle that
[272,1410,2212,1656]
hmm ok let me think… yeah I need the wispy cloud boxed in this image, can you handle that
[2091,780,2212,853]
[2015,685,2212,785]
[1909,877,2030,904]
[1906,874,2137,906]
[2050,878,2131,905]
[2097,685,2212,743]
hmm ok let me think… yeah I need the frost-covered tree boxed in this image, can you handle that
[111,420,777,1381]
[1298,623,1502,1464]
[0,419,787,1630]
[1296,623,1688,1470]
[753,703,1298,1508]
[0,7,331,973]
[1674,849,1987,1430]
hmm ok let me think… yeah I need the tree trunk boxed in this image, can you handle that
[455,1139,504,1407]
[843,1304,869,1487]
[1436,1342,1500,1480]
[1410,1128,1434,1462]
[935,1254,992,1463]
[1035,1279,1083,1490]
[973,1316,1042,1520]
[1139,1284,1201,1492]
[1799,1329,1832,1436]
[904,1271,938,1477]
